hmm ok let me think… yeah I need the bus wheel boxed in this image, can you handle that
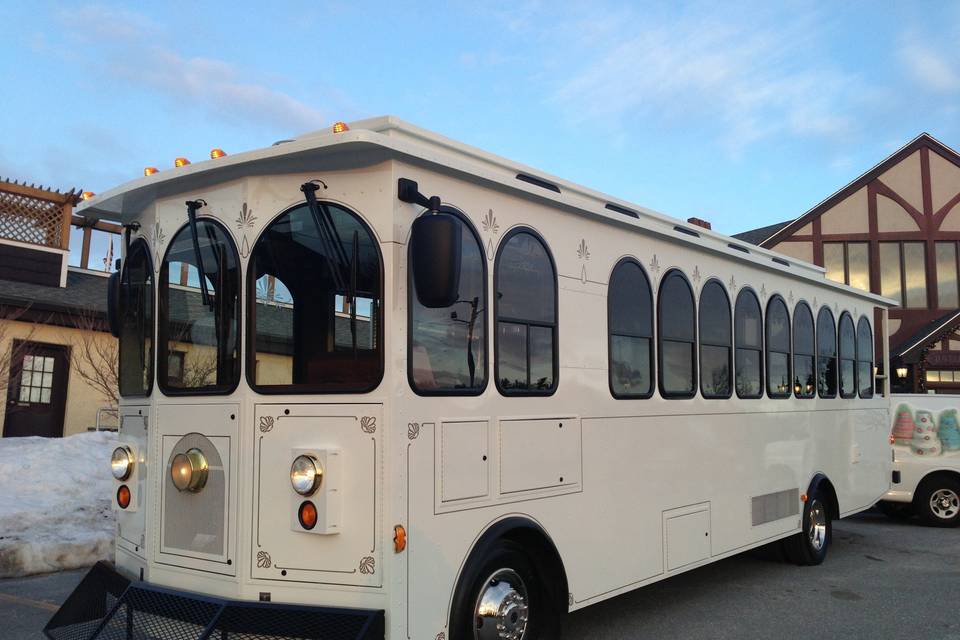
[915,476,960,528]
[876,500,914,520]
[450,539,561,640]
[782,492,832,566]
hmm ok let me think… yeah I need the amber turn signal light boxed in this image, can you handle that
[117,485,131,509]
[209,148,226,159]
[393,525,407,553]
[332,121,349,133]
[298,501,317,530]
[143,167,159,176]
[80,191,95,200]
[174,157,190,167]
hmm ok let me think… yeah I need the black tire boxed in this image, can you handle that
[449,539,562,640]
[914,476,960,528]
[876,500,914,520]
[782,489,832,566]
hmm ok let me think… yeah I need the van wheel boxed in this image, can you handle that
[915,477,960,528]
[782,492,832,566]
[876,500,913,520]
[450,539,561,640]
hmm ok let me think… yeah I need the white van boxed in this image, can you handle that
[879,394,960,527]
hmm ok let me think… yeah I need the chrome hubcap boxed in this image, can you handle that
[929,488,960,520]
[474,568,529,640]
[808,500,827,551]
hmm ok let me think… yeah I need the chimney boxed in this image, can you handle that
[687,217,712,230]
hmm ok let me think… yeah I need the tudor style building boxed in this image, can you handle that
[736,133,960,393]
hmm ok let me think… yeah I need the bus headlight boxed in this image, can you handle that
[171,448,209,492]
[290,455,322,496]
[111,447,134,481]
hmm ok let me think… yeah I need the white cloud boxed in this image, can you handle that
[899,40,960,93]
[56,5,329,134]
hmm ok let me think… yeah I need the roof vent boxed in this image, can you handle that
[772,257,790,267]
[687,217,712,230]
[516,173,560,193]
[605,203,640,219]
[673,225,700,238]
[727,243,750,253]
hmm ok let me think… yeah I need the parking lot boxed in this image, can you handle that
[3,510,958,640]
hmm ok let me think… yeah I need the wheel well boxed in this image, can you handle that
[916,470,960,499]
[458,517,569,613]
[809,474,839,520]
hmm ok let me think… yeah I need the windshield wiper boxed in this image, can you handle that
[300,181,348,292]
[185,199,213,308]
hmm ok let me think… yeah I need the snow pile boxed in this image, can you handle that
[0,431,117,578]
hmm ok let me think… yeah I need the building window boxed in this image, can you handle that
[608,258,654,398]
[410,209,487,395]
[926,369,960,383]
[766,295,791,398]
[734,289,763,398]
[699,279,731,399]
[793,302,815,398]
[823,242,869,292]
[935,242,959,308]
[838,312,856,399]
[658,270,696,398]
[879,241,927,308]
[495,228,557,395]
[857,316,873,399]
[817,307,837,398]
[18,355,55,404]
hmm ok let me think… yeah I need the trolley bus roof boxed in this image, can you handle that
[78,116,895,307]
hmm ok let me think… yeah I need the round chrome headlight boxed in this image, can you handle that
[170,448,209,492]
[111,447,134,481]
[290,455,322,496]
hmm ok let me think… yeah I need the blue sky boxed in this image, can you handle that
[3,0,960,266]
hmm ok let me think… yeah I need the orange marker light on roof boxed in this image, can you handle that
[143,167,159,176]
[81,191,95,200]
[174,157,191,168]
[332,121,349,134]
[209,148,227,159]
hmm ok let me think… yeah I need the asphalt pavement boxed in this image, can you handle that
[3,510,958,639]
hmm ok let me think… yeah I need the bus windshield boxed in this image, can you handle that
[159,219,241,394]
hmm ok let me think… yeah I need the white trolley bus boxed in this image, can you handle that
[47,117,894,640]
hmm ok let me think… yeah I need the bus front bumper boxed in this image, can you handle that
[44,561,385,640]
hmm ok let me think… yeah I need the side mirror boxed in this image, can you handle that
[410,213,462,308]
[107,271,122,338]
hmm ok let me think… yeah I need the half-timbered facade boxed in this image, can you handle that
[736,133,960,393]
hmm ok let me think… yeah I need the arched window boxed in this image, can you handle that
[608,258,653,398]
[410,209,486,394]
[119,239,153,397]
[817,307,837,398]
[699,279,731,398]
[159,219,240,394]
[658,270,696,398]
[248,201,383,392]
[495,228,557,395]
[857,316,874,399]
[735,289,763,398]
[793,302,815,398]
[766,295,791,398]
[838,312,856,398]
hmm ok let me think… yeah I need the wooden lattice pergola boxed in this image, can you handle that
[0,177,80,250]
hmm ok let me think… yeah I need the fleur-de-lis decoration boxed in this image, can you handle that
[259,416,274,433]
[813,296,818,309]
[760,284,767,300]
[649,254,660,277]
[408,422,420,440]
[692,266,702,286]
[235,202,257,230]
[256,551,271,568]
[728,276,737,293]
[834,302,839,315]
[481,209,499,235]
[361,416,377,434]
[152,221,166,266]
[577,239,590,261]
[788,290,795,304]
[359,556,376,574]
